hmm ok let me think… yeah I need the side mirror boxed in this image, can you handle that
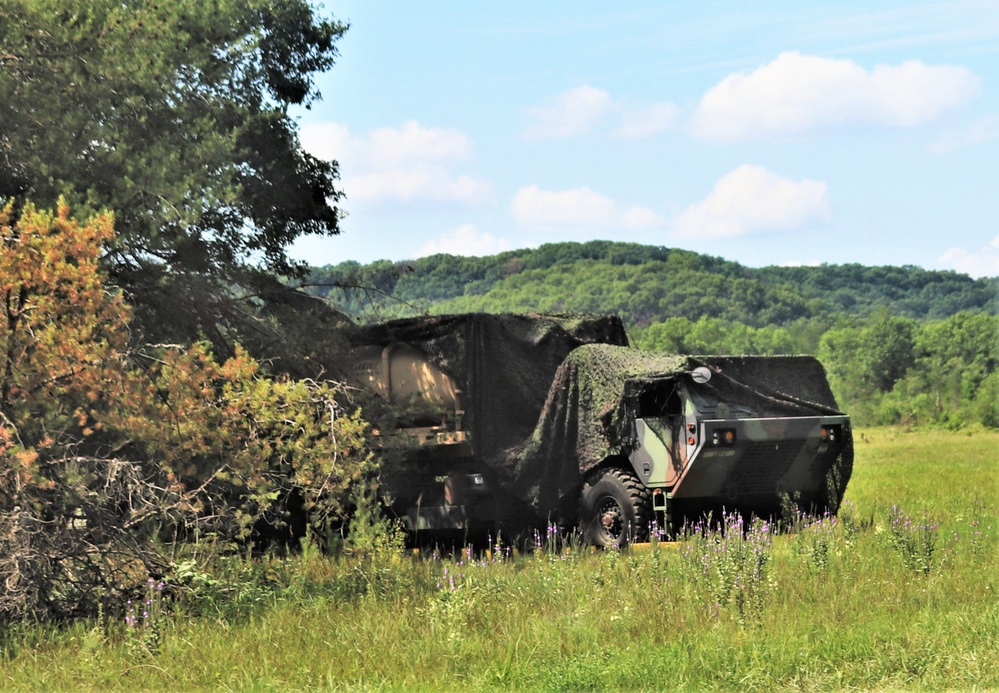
[688,366,712,384]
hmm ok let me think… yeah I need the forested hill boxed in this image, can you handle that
[307,242,998,429]
[306,240,997,328]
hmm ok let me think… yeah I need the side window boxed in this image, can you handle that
[636,381,680,418]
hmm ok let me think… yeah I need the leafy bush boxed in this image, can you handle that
[0,202,372,621]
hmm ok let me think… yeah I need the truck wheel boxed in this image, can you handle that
[579,467,652,548]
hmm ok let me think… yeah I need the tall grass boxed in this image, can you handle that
[1,428,996,691]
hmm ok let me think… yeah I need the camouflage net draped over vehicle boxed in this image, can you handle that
[341,314,851,530]
[346,313,630,463]
[501,344,851,523]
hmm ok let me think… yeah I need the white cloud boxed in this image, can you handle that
[511,184,665,231]
[614,103,681,139]
[672,165,831,238]
[416,225,512,258]
[301,120,472,168]
[299,120,491,206]
[349,170,491,205]
[524,85,616,140]
[512,185,613,228]
[621,205,666,229]
[929,113,999,153]
[524,85,681,140]
[300,122,354,162]
[939,236,999,278]
[691,51,980,141]
[360,121,473,169]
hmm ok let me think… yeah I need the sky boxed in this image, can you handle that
[289,1,999,278]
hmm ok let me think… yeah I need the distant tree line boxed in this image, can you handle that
[306,241,998,429]
[307,241,996,327]
[636,311,997,429]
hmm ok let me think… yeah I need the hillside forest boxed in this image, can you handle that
[306,241,998,429]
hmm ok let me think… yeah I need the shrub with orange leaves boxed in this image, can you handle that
[0,202,372,621]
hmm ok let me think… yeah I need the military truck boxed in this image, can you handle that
[341,313,852,546]
[546,344,854,546]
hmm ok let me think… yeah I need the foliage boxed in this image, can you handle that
[819,311,998,428]
[311,247,817,327]
[0,203,371,621]
[306,240,996,327]
[757,262,997,319]
[790,511,839,572]
[124,578,165,657]
[679,513,775,622]
[885,504,938,575]
[307,241,997,429]
[106,342,374,540]
[635,315,802,355]
[341,483,405,557]
[818,310,917,414]
[0,0,347,342]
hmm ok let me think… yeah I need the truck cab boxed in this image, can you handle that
[627,368,851,532]
[577,352,853,547]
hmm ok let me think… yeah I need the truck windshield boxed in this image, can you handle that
[686,384,757,419]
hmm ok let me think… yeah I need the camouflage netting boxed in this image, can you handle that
[499,345,687,520]
[501,344,848,522]
[335,314,851,528]
[344,313,629,462]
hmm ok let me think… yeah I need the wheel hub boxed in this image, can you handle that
[598,498,624,541]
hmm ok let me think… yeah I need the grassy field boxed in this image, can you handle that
[2,428,997,691]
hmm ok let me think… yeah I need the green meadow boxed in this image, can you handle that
[2,428,996,691]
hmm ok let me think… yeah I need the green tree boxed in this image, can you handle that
[0,0,346,341]
[882,312,999,427]
[817,322,870,417]
[861,310,917,392]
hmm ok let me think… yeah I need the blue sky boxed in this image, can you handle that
[290,1,999,278]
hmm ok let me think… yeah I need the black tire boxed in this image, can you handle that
[579,467,653,548]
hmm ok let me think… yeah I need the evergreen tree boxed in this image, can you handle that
[0,0,347,342]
